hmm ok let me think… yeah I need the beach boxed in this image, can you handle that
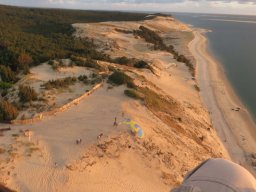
[189,29,256,173]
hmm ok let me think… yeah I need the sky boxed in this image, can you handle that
[0,0,256,15]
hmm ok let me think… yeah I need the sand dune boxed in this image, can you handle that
[0,16,231,191]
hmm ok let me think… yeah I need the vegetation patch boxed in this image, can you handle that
[18,85,38,102]
[78,75,88,84]
[0,100,18,121]
[115,28,133,34]
[48,59,69,70]
[0,65,17,83]
[133,60,150,69]
[0,81,13,90]
[0,5,148,82]
[140,88,175,113]
[71,56,105,71]
[108,71,134,86]
[134,26,195,77]
[113,56,155,74]
[113,56,133,66]
[134,26,163,48]
[122,85,179,119]
[89,73,103,85]
[194,85,200,92]
[42,77,77,90]
[124,89,143,100]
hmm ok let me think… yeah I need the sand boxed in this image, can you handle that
[0,16,235,191]
[189,29,256,173]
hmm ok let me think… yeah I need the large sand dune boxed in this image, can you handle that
[0,16,231,192]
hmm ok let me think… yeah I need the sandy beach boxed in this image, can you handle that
[189,29,256,173]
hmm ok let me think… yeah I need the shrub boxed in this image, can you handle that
[0,65,17,82]
[78,75,88,83]
[90,77,102,85]
[1,90,8,97]
[114,56,131,65]
[127,81,137,89]
[42,77,77,89]
[18,85,38,102]
[0,100,18,121]
[115,28,132,34]
[113,57,150,70]
[124,89,143,100]
[194,85,200,92]
[72,56,103,70]
[48,60,54,65]
[108,71,133,86]
[134,60,150,69]
[0,81,13,90]
[17,53,33,70]
[108,66,116,72]
[84,58,104,71]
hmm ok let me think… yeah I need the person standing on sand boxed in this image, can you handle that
[113,117,118,126]
[97,133,103,140]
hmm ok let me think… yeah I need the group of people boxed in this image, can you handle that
[232,107,241,111]
[74,114,123,146]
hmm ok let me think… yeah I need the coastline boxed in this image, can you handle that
[189,29,256,174]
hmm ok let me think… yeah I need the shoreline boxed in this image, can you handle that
[189,29,256,174]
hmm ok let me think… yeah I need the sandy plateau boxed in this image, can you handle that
[0,16,230,192]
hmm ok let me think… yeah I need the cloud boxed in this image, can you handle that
[1,0,256,6]
[47,0,256,4]
[63,0,256,4]
[1,0,256,15]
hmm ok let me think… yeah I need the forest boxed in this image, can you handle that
[0,4,150,121]
[0,4,148,81]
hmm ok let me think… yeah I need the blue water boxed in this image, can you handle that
[172,13,256,121]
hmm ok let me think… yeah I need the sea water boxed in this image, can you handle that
[173,13,256,121]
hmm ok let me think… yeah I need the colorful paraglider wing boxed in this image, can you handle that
[133,124,141,132]
[122,119,144,138]
[137,128,144,138]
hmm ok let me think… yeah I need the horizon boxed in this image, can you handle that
[0,0,256,16]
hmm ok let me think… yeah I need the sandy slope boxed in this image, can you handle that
[189,29,256,173]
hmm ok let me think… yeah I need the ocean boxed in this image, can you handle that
[173,13,256,121]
